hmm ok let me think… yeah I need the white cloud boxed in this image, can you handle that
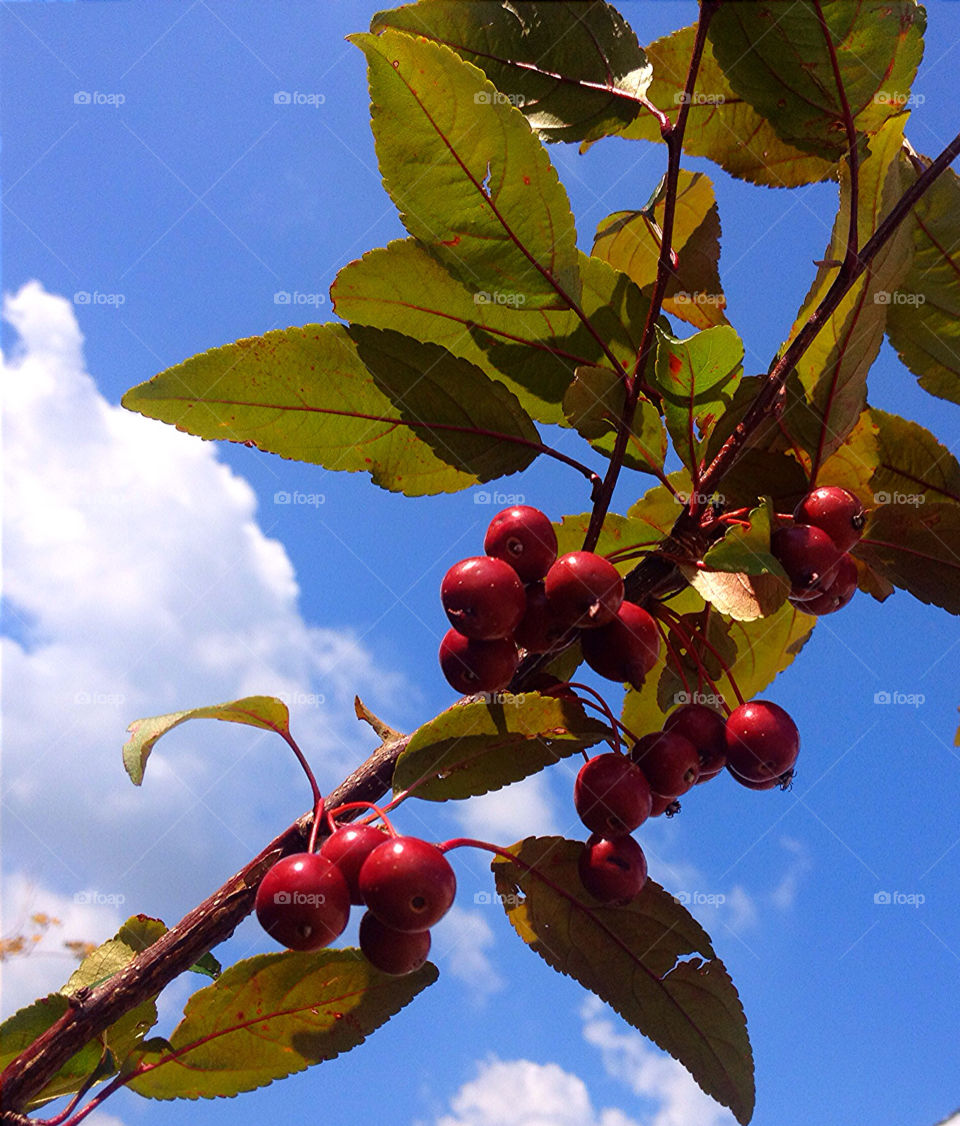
[580,997,738,1126]
[769,836,811,911]
[431,905,505,1000]
[455,772,560,844]
[0,282,413,1005]
[433,1057,641,1126]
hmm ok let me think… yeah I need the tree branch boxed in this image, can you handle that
[0,733,408,1117]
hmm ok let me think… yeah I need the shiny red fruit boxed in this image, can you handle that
[484,505,558,582]
[725,700,799,782]
[544,552,624,629]
[514,581,567,653]
[358,836,457,933]
[578,835,648,905]
[441,556,526,640]
[319,825,389,905]
[771,524,841,598]
[794,486,866,553]
[663,703,727,780]
[649,793,681,817]
[631,731,700,798]
[439,629,519,695]
[580,601,660,690]
[358,910,431,975]
[789,553,857,615]
[729,766,795,791]
[574,753,652,836]
[255,853,351,951]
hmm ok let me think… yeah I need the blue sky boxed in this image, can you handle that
[2,3,960,1126]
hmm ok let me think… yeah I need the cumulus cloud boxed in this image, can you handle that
[580,997,738,1126]
[454,772,560,844]
[432,1057,641,1126]
[1,282,412,1006]
[431,905,505,1001]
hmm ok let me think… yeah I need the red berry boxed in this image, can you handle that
[578,834,648,905]
[794,486,866,553]
[631,731,700,798]
[725,700,799,782]
[580,601,660,689]
[319,825,389,905]
[663,703,727,779]
[574,753,652,836]
[514,581,567,653]
[255,853,351,951]
[544,551,624,629]
[439,629,519,694]
[649,793,681,817]
[358,836,457,933]
[358,910,431,975]
[789,553,857,615]
[771,524,841,598]
[484,505,558,582]
[441,556,526,640]
[730,767,795,790]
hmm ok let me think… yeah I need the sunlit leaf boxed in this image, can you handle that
[593,170,729,329]
[701,500,786,578]
[123,325,540,499]
[653,325,743,473]
[854,502,960,614]
[886,158,960,405]
[708,1,925,160]
[122,696,290,786]
[394,694,611,801]
[127,950,436,1099]
[492,837,754,1123]
[371,1,652,144]
[868,407,960,506]
[350,29,579,308]
[333,242,648,426]
[780,116,915,467]
[616,25,835,188]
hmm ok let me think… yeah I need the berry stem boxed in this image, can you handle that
[280,731,325,853]
[563,682,623,753]
[325,800,398,839]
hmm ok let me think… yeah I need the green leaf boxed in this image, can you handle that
[127,950,436,1099]
[593,170,729,329]
[868,407,960,506]
[562,364,667,476]
[616,25,835,188]
[394,693,610,801]
[886,159,960,405]
[701,500,787,578]
[781,116,915,466]
[653,325,743,474]
[708,1,925,161]
[332,243,646,427]
[122,324,540,498]
[712,601,816,707]
[0,997,103,1109]
[350,29,579,308]
[815,409,880,505]
[122,695,290,786]
[553,511,669,574]
[854,502,960,614]
[370,1,652,144]
[626,470,695,536]
[492,836,754,1124]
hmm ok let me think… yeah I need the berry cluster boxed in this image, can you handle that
[772,486,865,614]
[255,822,456,975]
[573,699,800,906]
[439,506,661,693]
